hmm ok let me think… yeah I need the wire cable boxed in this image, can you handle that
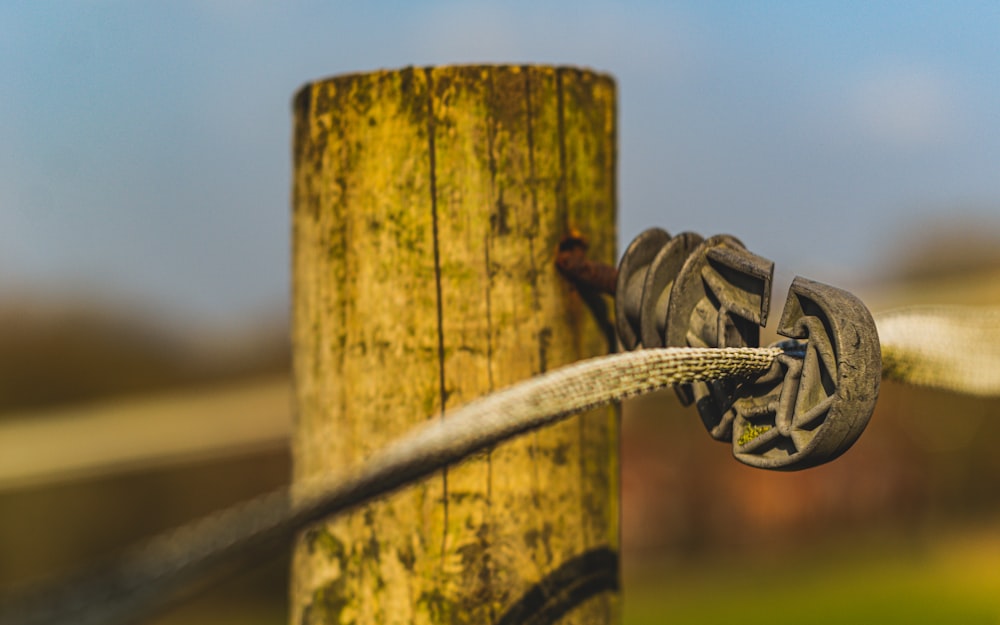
[0,346,780,625]
[876,306,1000,396]
[8,303,1000,625]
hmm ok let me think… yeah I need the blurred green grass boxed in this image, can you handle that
[624,526,1000,625]
[141,523,1000,624]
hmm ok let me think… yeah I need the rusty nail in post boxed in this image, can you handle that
[556,234,618,295]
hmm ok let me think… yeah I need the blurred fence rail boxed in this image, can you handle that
[0,377,290,492]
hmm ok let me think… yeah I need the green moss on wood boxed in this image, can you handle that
[291,64,618,624]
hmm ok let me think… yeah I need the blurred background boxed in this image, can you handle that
[3,1,1000,623]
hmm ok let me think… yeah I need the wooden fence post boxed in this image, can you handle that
[290,65,618,624]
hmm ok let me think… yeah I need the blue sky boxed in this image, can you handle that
[3,1,1000,325]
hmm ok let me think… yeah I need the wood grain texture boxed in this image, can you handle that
[290,65,618,625]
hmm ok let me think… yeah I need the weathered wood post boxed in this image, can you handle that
[290,65,618,624]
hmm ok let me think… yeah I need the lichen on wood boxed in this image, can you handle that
[291,64,618,624]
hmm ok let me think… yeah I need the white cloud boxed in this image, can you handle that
[847,65,961,149]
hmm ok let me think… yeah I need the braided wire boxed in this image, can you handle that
[0,347,780,625]
[9,304,1000,625]
[10,299,1000,625]
[876,306,1000,397]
